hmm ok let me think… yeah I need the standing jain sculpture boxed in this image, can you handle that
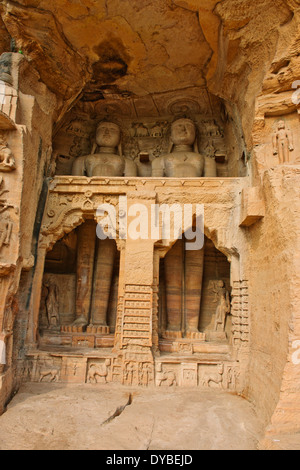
[154,119,217,339]
[71,122,134,329]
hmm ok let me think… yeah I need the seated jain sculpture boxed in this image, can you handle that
[72,121,137,177]
[152,118,217,177]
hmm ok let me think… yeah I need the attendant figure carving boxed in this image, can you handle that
[45,281,60,329]
[0,214,12,251]
[213,281,231,332]
[0,135,16,172]
[272,120,294,164]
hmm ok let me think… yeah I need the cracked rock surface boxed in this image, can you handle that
[0,383,264,450]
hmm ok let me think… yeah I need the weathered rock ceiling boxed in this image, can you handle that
[1,0,300,143]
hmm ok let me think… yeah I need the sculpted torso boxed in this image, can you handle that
[152,118,205,178]
[72,121,136,177]
[78,153,125,177]
[153,152,204,177]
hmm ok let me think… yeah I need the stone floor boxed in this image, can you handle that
[0,383,266,450]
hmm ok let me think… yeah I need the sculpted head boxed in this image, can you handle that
[217,280,225,289]
[95,121,121,148]
[277,120,286,130]
[170,118,196,147]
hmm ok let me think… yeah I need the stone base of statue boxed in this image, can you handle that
[86,325,110,334]
[61,325,84,333]
[162,330,183,339]
[185,330,206,341]
[207,331,227,342]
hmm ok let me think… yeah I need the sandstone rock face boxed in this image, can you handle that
[0,0,299,450]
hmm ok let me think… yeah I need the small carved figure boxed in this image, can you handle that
[160,370,177,387]
[213,281,231,332]
[226,366,239,390]
[88,359,111,384]
[72,121,137,177]
[272,120,294,164]
[0,135,16,172]
[0,177,13,214]
[136,123,149,137]
[44,281,60,329]
[203,139,215,158]
[125,361,136,385]
[140,362,152,386]
[202,364,224,388]
[0,214,12,251]
[39,365,59,382]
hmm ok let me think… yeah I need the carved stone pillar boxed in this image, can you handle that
[112,191,156,386]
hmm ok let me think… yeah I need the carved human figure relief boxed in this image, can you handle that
[124,361,137,385]
[140,362,152,386]
[72,121,137,177]
[272,120,294,164]
[0,134,16,172]
[44,281,60,329]
[212,280,231,332]
[225,366,239,390]
[202,364,224,388]
[0,177,13,214]
[0,214,12,251]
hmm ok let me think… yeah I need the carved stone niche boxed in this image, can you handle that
[254,113,300,172]
[38,221,120,347]
[158,236,232,352]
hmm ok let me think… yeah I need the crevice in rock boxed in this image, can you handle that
[101,393,133,426]
[146,418,155,450]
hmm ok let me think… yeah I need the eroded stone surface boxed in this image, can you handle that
[0,383,264,450]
